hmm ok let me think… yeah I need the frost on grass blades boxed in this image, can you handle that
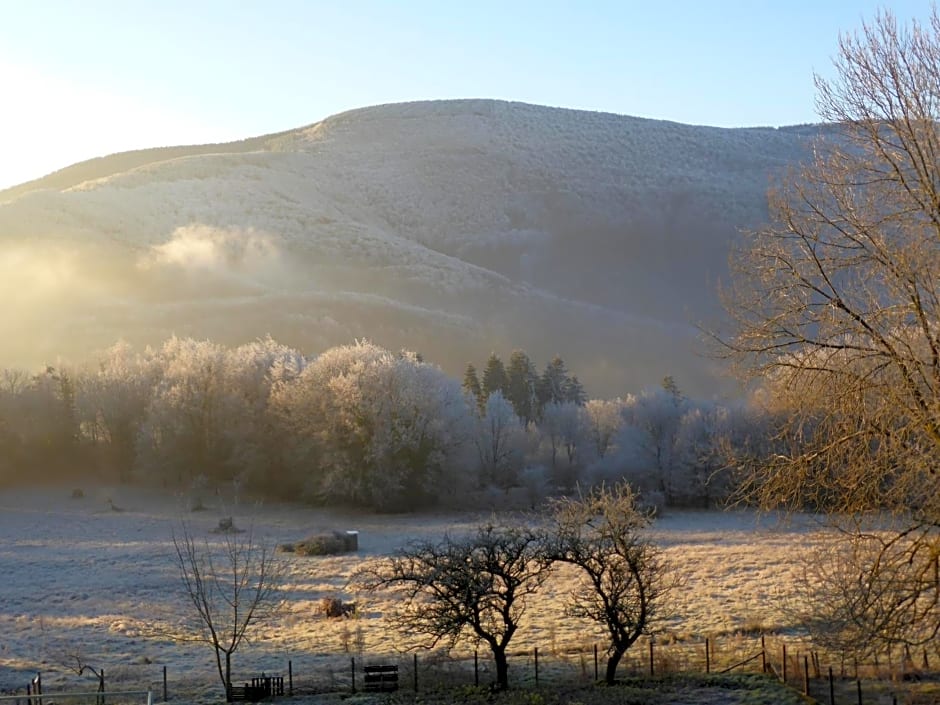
[0,691,153,705]
[0,485,830,701]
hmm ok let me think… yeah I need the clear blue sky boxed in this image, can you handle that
[0,1,931,189]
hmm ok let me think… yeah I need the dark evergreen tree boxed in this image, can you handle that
[563,375,587,406]
[506,350,538,426]
[661,375,682,406]
[537,356,569,410]
[462,363,482,408]
[481,353,508,401]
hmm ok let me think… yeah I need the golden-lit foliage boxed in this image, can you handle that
[725,8,940,650]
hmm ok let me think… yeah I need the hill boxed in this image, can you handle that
[0,99,818,395]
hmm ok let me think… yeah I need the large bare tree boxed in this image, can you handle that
[545,483,674,684]
[724,7,940,649]
[353,522,552,690]
[172,521,283,700]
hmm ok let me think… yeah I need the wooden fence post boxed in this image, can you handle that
[288,660,293,696]
[593,644,598,681]
[828,666,834,705]
[474,651,479,687]
[163,665,167,702]
[761,636,766,674]
[856,679,862,705]
[649,639,654,677]
[413,653,418,692]
[350,657,355,694]
[803,656,809,696]
[534,647,539,687]
[705,638,710,674]
[782,644,787,683]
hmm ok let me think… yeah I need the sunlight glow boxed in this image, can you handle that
[0,62,234,190]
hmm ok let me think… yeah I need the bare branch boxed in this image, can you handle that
[352,521,551,690]
[544,483,678,684]
[172,520,284,698]
[722,6,940,648]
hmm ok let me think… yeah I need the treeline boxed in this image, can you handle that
[0,337,769,511]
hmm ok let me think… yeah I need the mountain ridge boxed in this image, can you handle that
[0,99,819,396]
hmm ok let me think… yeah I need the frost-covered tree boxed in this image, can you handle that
[329,352,472,508]
[671,403,737,507]
[474,390,524,489]
[626,387,685,502]
[268,344,376,498]
[136,337,251,486]
[77,342,158,481]
[218,337,306,492]
[0,369,29,396]
[583,398,626,461]
[539,401,586,489]
[270,341,473,509]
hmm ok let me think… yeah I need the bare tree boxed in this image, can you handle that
[172,521,283,700]
[353,522,552,690]
[63,653,105,698]
[791,525,940,657]
[723,7,940,649]
[545,483,674,684]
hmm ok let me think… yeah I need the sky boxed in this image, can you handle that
[0,0,932,190]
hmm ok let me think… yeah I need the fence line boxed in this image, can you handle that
[4,635,935,703]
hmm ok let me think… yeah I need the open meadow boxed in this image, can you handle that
[0,485,834,703]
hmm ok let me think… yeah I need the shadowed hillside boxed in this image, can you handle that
[0,100,818,395]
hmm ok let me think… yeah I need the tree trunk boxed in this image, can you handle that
[225,651,232,701]
[493,646,510,690]
[214,648,228,700]
[605,647,626,685]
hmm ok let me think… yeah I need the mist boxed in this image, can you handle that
[0,100,813,396]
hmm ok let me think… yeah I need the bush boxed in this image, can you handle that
[209,517,243,534]
[281,531,358,556]
[318,596,356,618]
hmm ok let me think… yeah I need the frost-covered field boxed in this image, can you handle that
[0,485,829,702]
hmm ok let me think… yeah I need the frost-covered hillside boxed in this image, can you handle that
[0,100,817,394]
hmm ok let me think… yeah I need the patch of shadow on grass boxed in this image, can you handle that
[368,675,808,705]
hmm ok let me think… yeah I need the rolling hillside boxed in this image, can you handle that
[0,99,818,395]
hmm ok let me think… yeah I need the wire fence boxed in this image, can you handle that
[4,634,939,704]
